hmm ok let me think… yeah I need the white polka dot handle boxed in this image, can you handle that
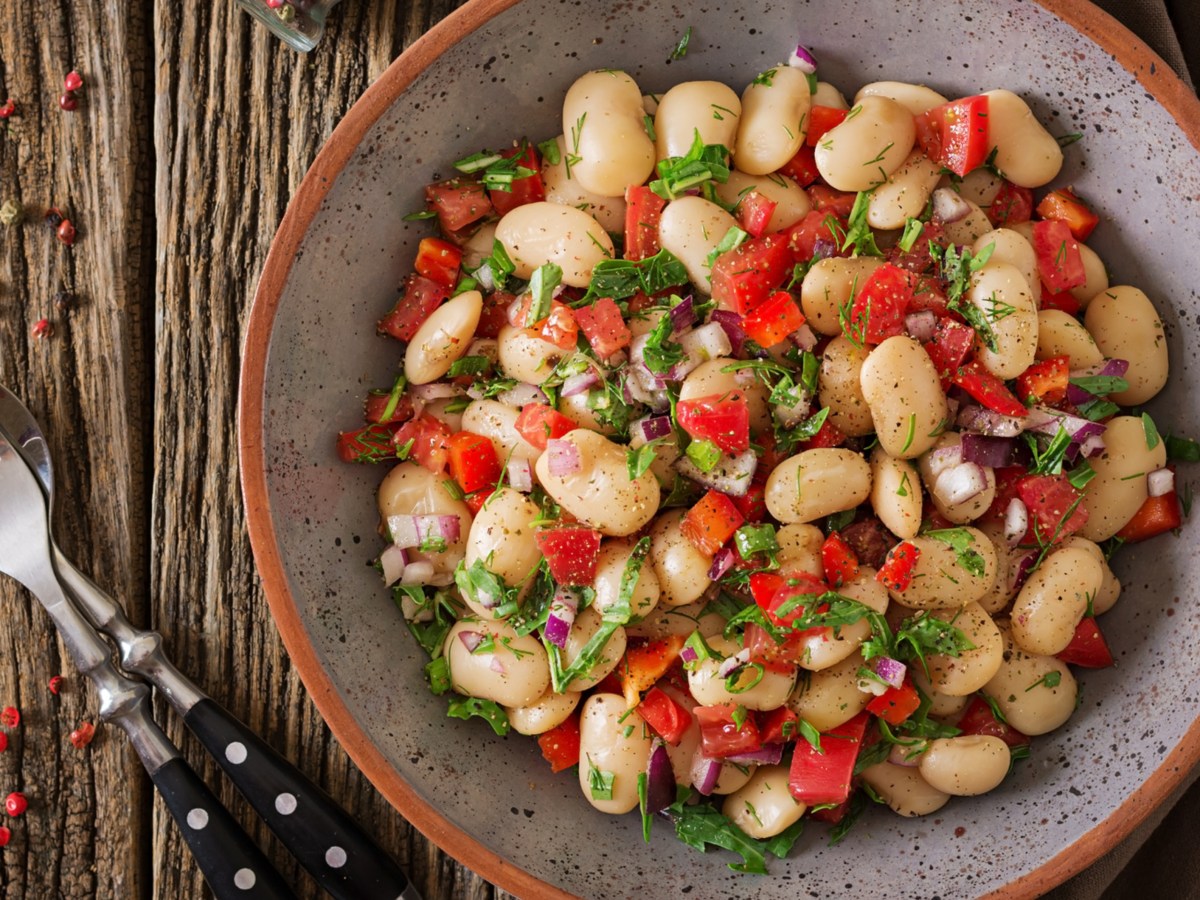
[149,757,295,899]
[186,698,419,900]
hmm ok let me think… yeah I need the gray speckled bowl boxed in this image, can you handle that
[239,2,1200,897]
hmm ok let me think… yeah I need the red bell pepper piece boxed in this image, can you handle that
[914,95,990,176]
[681,490,745,557]
[378,274,450,342]
[1056,617,1115,668]
[618,635,687,709]
[573,296,631,359]
[787,711,869,805]
[537,713,581,773]
[1036,187,1099,241]
[413,237,464,288]
[1039,286,1082,315]
[637,686,693,745]
[1016,355,1070,404]
[514,404,577,450]
[1018,474,1089,544]
[821,532,860,588]
[534,524,603,586]
[741,290,805,348]
[676,392,751,454]
[922,318,976,386]
[1033,218,1087,292]
[393,415,452,474]
[778,144,820,187]
[446,431,502,510]
[735,189,778,239]
[624,184,667,260]
[709,235,792,315]
[846,263,915,345]
[952,362,1028,418]
[876,541,921,592]
[1116,491,1183,542]
[865,679,921,726]
[424,179,492,233]
[695,703,762,759]
[731,481,767,523]
[986,181,1034,227]
[758,705,800,745]
[957,696,1029,750]
[782,209,842,263]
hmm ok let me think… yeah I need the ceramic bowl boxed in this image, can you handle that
[240,1,1200,896]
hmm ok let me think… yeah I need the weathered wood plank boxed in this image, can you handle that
[0,0,153,897]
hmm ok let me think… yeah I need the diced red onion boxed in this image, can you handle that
[709,309,749,356]
[932,187,971,224]
[669,294,697,333]
[546,439,582,476]
[496,383,548,408]
[489,656,506,674]
[787,43,818,74]
[474,262,497,292]
[1148,467,1175,497]
[717,648,750,679]
[543,587,580,649]
[1004,498,1029,547]
[1026,406,1102,440]
[679,644,699,665]
[873,656,907,690]
[506,458,534,492]
[400,560,436,585]
[561,370,600,397]
[811,237,837,260]
[933,462,988,506]
[645,740,676,814]
[506,295,526,328]
[411,382,461,402]
[386,515,420,548]
[379,545,409,587]
[623,370,669,411]
[414,514,462,546]
[458,630,484,652]
[1009,550,1038,594]
[672,323,734,380]
[925,443,964,479]
[904,309,938,343]
[691,754,722,795]
[888,742,923,768]
[789,323,818,351]
[724,744,783,766]
[1066,358,1129,406]
[676,448,758,497]
[635,414,674,443]
[773,395,813,429]
[961,434,1016,469]
[958,404,1027,437]
[1079,432,1107,458]
[708,546,736,581]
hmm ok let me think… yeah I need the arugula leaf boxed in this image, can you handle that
[424,656,451,694]
[1023,425,1073,476]
[775,407,831,456]
[446,355,489,377]
[1068,374,1130,397]
[393,586,460,659]
[649,129,732,200]
[643,310,686,375]
[587,755,616,800]
[626,439,664,480]
[447,696,511,735]
[733,524,779,566]
[840,191,883,257]
[668,794,768,874]
[932,241,994,304]
[922,528,987,577]
[579,249,689,303]
[1142,412,1161,450]
[588,376,634,438]
[455,559,522,619]
[1166,433,1200,462]
[893,612,976,677]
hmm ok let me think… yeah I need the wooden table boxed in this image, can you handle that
[0,1,518,897]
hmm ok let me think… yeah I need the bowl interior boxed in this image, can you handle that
[243,1,1200,897]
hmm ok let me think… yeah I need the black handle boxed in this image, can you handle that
[184,698,417,900]
[150,756,296,900]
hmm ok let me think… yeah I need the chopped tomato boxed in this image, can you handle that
[914,95,990,176]
[741,290,804,348]
[335,423,401,464]
[783,209,842,263]
[957,696,1029,750]
[805,105,849,146]
[424,179,492,233]
[1055,617,1115,668]
[758,705,800,745]
[806,184,857,218]
[735,189,777,239]
[681,491,745,557]
[446,431,502,500]
[574,296,631,358]
[710,234,792,315]
[539,300,579,350]
[846,263,914,344]
[1016,356,1070,404]
[364,389,414,425]
[876,541,920,592]
[866,679,921,726]
[985,464,1031,526]
[808,799,852,825]
[618,635,687,708]
[535,525,602,586]
[676,392,751,454]
[695,703,762,759]
[489,143,545,216]
[393,415,451,474]
[514,404,577,450]
[821,533,860,588]
[923,318,976,386]
[778,143,820,187]
[637,686,693,745]
[731,482,767,522]
[748,572,785,610]
[413,237,464,288]
[537,714,581,773]
[986,181,1034,227]
[743,621,805,673]
[378,274,450,342]
[1116,491,1183,542]
[1032,218,1086,292]
[788,711,869,805]
[477,290,517,339]
[624,185,667,261]
[797,416,847,451]
[889,220,947,276]
[1018,474,1088,544]
[1036,187,1099,241]
[761,572,829,631]
[1039,286,1081,315]
[952,362,1028,418]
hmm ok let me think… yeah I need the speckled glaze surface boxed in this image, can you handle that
[239,1,1200,897]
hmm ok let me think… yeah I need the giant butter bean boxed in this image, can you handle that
[465,488,542,587]
[496,324,567,384]
[940,197,994,246]
[625,599,725,641]
[977,522,1018,615]
[562,70,656,197]
[713,170,811,233]
[506,689,581,736]
[812,81,849,109]
[541,135,627,233]
[820,336,874,437]
[860,335,949,459]
[888,529,998,609]
[839,566,891,614]
[593,539,661,622]
[956,169,1004,208]
[919,736,1010,796]
[984,621,1077,735]
[983,89,1063,188]
[796,616,872,672]
[495,201,614,287]
[650,509,713,607]
[1084,286,1169,405]
[535,429,660,536]
[658,196,740,288]
[1071,241,1110,304]
[973,228,1041,308]
[815,96,916,192]
[577,694,654,814]
[787,651,870,732]
[923,602,1004,696]
[765,449,872,524]
[445,619,549,707]
[868,151,943,230]
[378,462,472,582]
[1010,547,1102,656]
[688,635,795,710]
[722,766,807,839]
[800,257,886,336]
[1079,416,1167,541]
[1035,310,1104,366]
[775,524,825,577]
[562,606,627,692]
[404,290,483,385]
[734,65,811,175]
[460,399,541,465]
[655,81,741,160]
[854,81,948,115]
[860,762,950,817]
[869,446,923,539]
[1062,536,1122,615]
[680,357,772,432]
[918,433,996,524]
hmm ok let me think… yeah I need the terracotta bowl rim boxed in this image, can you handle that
[238,2,1200,897]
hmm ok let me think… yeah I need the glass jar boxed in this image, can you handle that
[237,0,342,52]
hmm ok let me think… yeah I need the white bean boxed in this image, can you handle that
[918,736,1010,796]
[812,82,849,110]
[860,335,950,459]
[765,449,872,524]
[983,620,1077,735]
[657,196,740,289]
[973,228,1041,308]
[800,257,885,336]
[1062,536,1122,615]
[655,81,741,160]
[496,324,566,384]
[867,151,943,230]
[722,765,807,839]
[593,539,661,622]
[814,96,916,192]
[1078,416,1167,541]
[786,651,870,732]
[819,336,875,437]
[464,488,542,587]
[1035,310,1104,367]
[713,170,812,233]
[688,635,795,710]
[870,446,923,540]
[650,509,713,607]
[734,65,811,175]
[561,605,628,692]
[541,135,627,233]
[506,689,581,736]
[888,528,998,609]
[860,761,950,817]
[776,524,825,578]
[562,70,656,197]
[625,599,726,641]
[982,89,1063,188]
[923,602,1004,696]
[1084,286,1169,405]
[494,201,614,288]
[577,693,654,814]
[854,81,948,115]
[404,290,483,385]
[460,399,541,465]
[1010,546,1102,656]
[445,618,549,707]
[378,463,472,582]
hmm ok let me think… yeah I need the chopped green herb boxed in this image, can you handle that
[424,656,451,694]
[1142,412,1161,450]
[897,218,925,254]
[840,191,883,257]
[1067,459,1096,491]
[1023,425,1073,476]
[733,524,779,567]
[1165,434,1200,462]
[402,209,437,221]
[1025,671,1063,692]
[587,756,616,800]
[670,25,693,59]
[797,718,822,753]
[703,225,750,273]
[1068,374,1130,397]
[446,355,489,377]
[649,130,732,200]
[447,696,511,735]
[626,439,665,481]
[900,413,917,454]
[478,238,517,291]
[752,68,777,87]
[537,137,561,166]
[526,263,563,326]
[685,439,722,472]
[668,790,769,874]
[643,310,686,375]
